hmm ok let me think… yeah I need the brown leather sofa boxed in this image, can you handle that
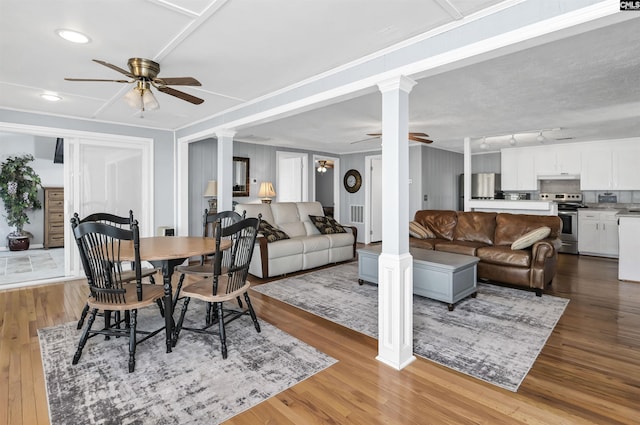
[410,210,562,296]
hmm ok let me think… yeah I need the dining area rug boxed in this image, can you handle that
[252,262,569,392]
[38,302,336,425]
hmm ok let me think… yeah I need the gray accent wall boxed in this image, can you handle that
[421,146,464,211]
[472,152,501,173]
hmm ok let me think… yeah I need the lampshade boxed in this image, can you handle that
[142,89,159,111]
[203,180,217,197]
[258,182,276,203]
[123,81,159,112]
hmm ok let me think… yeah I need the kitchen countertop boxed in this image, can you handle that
[468,199,557,215]
[616,209,640,217]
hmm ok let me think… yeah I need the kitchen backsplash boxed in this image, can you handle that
[502,189,640,208]
[582,190,640,207]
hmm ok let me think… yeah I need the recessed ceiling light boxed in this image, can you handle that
[41,94,62,102]
[56,29,90,44]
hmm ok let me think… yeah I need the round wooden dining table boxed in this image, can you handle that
[120,236,231,353]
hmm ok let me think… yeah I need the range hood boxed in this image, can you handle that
[537,174,580,180]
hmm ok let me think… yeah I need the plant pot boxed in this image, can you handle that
[7,235,30,251]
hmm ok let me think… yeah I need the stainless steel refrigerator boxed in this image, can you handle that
[458,173,502,210]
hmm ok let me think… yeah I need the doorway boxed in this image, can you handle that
[365,155,382,243]
[312,155,340,221]
[0,123,153,288]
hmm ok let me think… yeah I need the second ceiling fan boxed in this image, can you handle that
[367,132,433,143]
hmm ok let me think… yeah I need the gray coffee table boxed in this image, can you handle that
[357,245,479,311]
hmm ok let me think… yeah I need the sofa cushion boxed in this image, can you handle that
[235,203,275,225]
[296,202,325,235]
[409,237,438,250]
[264,239,305,259]
[409,221,435,239]
[511,226,551,250]
[309,215,347,234]
[324,232,354,248]
[271,202,307,237]
[258,220,289,243]
[453,212,497,245]
[435,240,487,256]
[476,245,531,268]
[414,210,457,241]
[494,213,562,246]
[299,235,331,253]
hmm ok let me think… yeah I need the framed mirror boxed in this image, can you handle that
[232,156,250,197]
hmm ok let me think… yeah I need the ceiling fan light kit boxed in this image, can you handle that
[317,160,328,173]
[124,80,159,114]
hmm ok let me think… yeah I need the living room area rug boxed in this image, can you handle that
[38,301,336,425]
[252,262,569,392]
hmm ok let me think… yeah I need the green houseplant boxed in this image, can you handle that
[0,154,42,250]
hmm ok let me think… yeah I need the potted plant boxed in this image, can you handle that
[0,154,42,251]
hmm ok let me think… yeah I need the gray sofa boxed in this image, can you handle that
[235,201,356,278]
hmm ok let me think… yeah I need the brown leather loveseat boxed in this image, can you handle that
[410,210,562,296]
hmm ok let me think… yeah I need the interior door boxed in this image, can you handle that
[67,137,153,275]
[370,157,383,242]
[277,152,308,202]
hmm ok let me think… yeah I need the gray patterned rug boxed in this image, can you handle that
[252,262,569,392]
[38,301,336,425]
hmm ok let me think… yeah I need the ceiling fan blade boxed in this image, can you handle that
[154,77,201,86]
[64,78,130,83]
[351,137,379,144]
[409,132,429,137]
[366,133,382,137]
[409,135,434,143]
[92,59,135,78]
[156,86,204,105]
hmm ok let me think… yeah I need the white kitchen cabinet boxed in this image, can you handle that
[612,143,640,190]
[618,215,640,281]
[534,145,581,176]
[578,209,619,258]
[580,147,613,190]
[501,149,536,191]
[580,139,640,190]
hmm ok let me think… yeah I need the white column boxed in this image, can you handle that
[216,130,235,212]
[463,137,471,212]
[376,75,416,370]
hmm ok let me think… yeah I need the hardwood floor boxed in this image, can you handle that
[1,254,638,424]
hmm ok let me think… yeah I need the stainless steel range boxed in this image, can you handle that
[539,193,585,254]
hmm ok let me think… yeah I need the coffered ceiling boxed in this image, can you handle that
[1,0,638,154]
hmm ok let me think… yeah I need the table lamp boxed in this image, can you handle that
[258,181,276,204]
[203,180,218,212]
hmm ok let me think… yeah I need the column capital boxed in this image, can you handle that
[215,129,236,140]
[377,75,417,94]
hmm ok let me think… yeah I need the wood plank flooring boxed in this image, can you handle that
[1,253,638,424]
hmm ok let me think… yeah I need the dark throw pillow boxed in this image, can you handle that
[258,220,289,243]
[309,215,347,234]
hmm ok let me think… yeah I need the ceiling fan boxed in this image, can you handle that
[367,132,433,143]
[65,58,205,111]
[316,160,333,173]
[351,132,434,144]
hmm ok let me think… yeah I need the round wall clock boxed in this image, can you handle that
[343,169,362,193]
